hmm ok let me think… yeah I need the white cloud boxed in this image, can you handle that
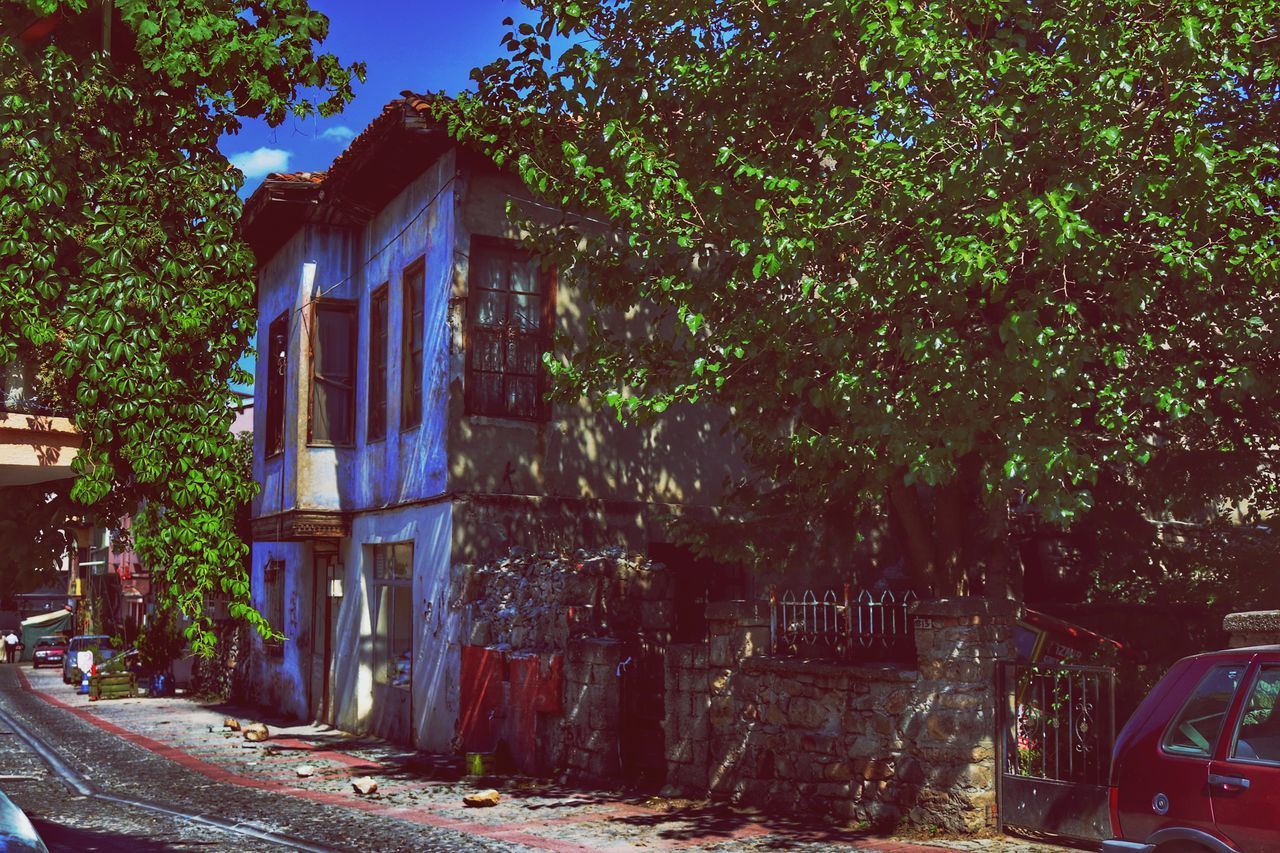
[319,125,356,144]
[229,147,292,179]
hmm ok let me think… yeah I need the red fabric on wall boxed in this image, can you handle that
[457,646,506,753]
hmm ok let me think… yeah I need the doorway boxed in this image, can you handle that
[309,551,338,724]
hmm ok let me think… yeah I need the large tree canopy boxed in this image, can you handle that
[0,0,362,649]
[442,0,1280,597]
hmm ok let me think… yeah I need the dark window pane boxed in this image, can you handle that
[510,257,539,293]
[465,239,550,420]
[311,303,354,444]
[402,265,425,429]
[368,288,388,441]
[265,313,288,455]
[471,250,507,292]
[510,292,540,331]
[1233,666,1280,763]
[511,334,541,374]
[1163,664,1246,757]
[471,329,504,372]
[316,309,352,379]
[474,288,507,326]
[507,375,538,418]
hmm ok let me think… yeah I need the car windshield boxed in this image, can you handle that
[36,638,61,647]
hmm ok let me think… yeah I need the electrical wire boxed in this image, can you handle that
[295,172,460,312]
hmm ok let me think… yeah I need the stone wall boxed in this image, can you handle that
[663,643,710,792]
[563,638,623,781]
[452,548,1016,834]
[1223,609,1280,648]
[660,597,1014,833]
[456,548,674,650]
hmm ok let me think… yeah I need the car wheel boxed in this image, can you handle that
[1156,843,1212,853]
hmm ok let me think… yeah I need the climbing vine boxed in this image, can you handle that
[0,1,362,652]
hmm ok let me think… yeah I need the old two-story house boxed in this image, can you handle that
[240,95,739,750]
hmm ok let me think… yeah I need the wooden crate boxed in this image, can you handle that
[89,672,137,700]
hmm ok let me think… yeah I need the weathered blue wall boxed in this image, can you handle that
[327,501,457,750]
[253,224,355,518]
[248,540,311,721]
[252,158,454,518]
[348,153,455,510]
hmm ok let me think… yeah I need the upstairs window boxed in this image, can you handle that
[466,237,552,420]
[309,300,355,445]
[265,312,288,456]
[368,285,389,441]
[401,261,424,430]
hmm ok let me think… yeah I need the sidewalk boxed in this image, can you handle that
[17,668,1085,852]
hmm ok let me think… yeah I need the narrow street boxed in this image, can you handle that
[0,666,518,852]
[0,665,1084,853]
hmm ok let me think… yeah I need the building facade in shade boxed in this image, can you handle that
[241,95,741,750]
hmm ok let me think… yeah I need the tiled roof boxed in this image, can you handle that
[262,171,326,185]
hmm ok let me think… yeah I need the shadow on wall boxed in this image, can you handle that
[657,598,1016,834]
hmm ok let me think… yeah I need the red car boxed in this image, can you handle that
[30,635,66,670]
[1105,646,1280,853]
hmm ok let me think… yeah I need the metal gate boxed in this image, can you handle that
[997,661,1116,841]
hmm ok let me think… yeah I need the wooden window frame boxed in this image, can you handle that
[264,311,288,458]
[370,542,414,690]
[307,298,357,447]
[464,235,555,421]
[400,259,425,431]
[367,284,389,442]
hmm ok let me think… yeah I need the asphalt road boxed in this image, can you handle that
[0,665,522,852]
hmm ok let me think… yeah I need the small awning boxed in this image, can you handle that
[20,607,72,629]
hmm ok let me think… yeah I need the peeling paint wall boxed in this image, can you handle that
[331,502,459,750]
[253,224,355,517]
[247,540,312,721]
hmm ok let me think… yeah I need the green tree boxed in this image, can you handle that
[440,0,1280,598]
[0,1,362,651]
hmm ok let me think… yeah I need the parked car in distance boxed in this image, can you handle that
[61,635,117,684]
[1105,645,1280,853]
[29,636,66,670]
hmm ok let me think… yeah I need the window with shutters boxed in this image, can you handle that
[367,285,389,441]
[466,237,552,420]
[309,300,355,445]
[401,261,424,430]
[265,312,288,457]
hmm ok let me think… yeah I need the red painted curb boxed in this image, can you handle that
[13,669,943,853]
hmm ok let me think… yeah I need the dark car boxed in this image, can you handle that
[29,636,66,669]
[1104,646,1280,853]
[61,634,117,684]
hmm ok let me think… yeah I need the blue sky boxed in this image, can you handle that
[221,0,541,197]
[224,1,543,390]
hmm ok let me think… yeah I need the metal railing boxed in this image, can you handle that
[768,585,916,662]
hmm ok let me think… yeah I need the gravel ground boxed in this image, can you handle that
[1,665,1089,853]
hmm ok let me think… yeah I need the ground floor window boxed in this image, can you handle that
[371,543,413,688]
